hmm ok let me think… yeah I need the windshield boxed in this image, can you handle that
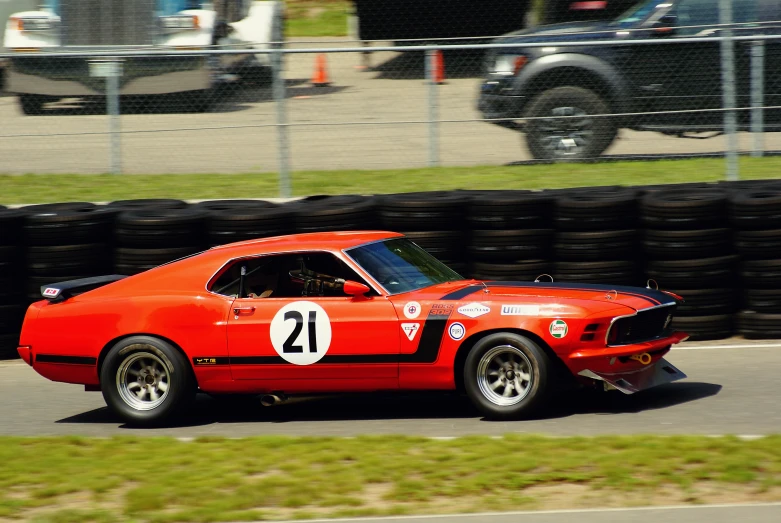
[346,238,463,294]
[612,0,665,27]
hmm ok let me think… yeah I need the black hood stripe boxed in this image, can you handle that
[484,281,673,306]
[440,284,480,301]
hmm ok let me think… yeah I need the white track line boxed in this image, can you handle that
[674,343,781,350]
[260,502,781,523]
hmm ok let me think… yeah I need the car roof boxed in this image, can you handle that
[209,231,404,258]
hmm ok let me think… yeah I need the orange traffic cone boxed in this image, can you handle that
[432,50,445,84]
[311,54,331,87]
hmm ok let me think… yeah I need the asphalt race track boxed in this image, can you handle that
[1,340,780,438]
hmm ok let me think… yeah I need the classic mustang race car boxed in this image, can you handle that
[17,231,688,425]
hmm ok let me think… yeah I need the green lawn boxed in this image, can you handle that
[0,157,779,204]
[286,1,351,38]
[0,435,779,522]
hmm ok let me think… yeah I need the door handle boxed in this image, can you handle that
[233,306,256,315]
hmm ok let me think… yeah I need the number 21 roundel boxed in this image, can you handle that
[270,301,332,365]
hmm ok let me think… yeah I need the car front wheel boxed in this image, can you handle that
[100,336,195,426]
[464,333,551,420]
[524,86,617,160]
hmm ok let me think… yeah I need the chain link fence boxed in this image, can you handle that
[0,0,779,194]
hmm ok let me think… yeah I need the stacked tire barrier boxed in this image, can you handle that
[641,189,737,341]
[380,192,469,275]
[6,181,781,359]
[732,186,781,338]
[0,208,26,358]
[467,191,552,282]
[552,187,638,285]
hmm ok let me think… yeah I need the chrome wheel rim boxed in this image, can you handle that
[536,106,593,157]
[116,352,170,411]
[476,345,533,406]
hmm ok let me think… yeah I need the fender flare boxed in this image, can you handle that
[514,53,630,115]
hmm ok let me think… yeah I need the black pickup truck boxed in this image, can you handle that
[478,0,780,160]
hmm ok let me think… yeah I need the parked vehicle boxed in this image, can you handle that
[478,0,773,160]
[3,0,283,114]
[542,0,641,24]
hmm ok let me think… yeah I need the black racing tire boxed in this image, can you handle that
[114,246,200,268]
[469,229,553,262]
[735,230,781,260]
[741,259,781,288]
[293,195,379,232]
[646,256,738,289]
[553,190,638,231]
[524,86,617,161]
[643,229,733,260]
[100,336,195,426]
[464,333,551,420]
[554,260,638,285]
[467,191,552,230]
[674,288,736,316]
[554,230,636,261]
[469,260,551,281]
[23,204,114,246]
[380,192,468,231]
[0,210,27,245]
[107,199,188,211]
[641,190,727,230]
[0,334,20,360]
[671,314,733,341]
[744,289,781,314]
[738,310,781,339]
[729,189,781,230]
[116,208,208,248]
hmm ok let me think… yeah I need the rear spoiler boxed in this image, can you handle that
[41,275,128,302]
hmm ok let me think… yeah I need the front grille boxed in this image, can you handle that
[60,0,156,46]
[607,304,676,346]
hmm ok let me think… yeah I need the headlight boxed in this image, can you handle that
[10,16,59,32]
[160,15,200,31]
[493,54,528,76]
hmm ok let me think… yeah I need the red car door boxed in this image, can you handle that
[224,252,400,390]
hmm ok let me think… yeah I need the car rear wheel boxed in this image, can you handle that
[524,86,617,160]
[101,336,195,426]
[464,333,551,420]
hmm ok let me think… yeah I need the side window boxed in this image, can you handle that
[209,252,377,299]
[674,0,759,35]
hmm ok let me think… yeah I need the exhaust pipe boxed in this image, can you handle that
[260,394,286,407]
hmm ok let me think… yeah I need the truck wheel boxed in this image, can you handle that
[524,86,617,160]
[18,95,46,115]
[100,336,195,426]
[464,333,551,420]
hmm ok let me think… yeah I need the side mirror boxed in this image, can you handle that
[652,15,677,36]
[343,280,370,296]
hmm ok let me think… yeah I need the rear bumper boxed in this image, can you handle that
[6,55,210,96]
[17,345,32,366]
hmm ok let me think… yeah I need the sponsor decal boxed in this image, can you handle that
[42,287,60,297]
[663,314,673,329]
[501,304,540,316]
[270,301,332,365]
[457,303,490,318]
[403,301,421,319]
[429,303,454,317]
[549,319,568,339]
[195,358,217,365]
[448,322,465,341]
[401,322,420,341]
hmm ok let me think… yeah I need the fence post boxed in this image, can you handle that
[272,47,291,198]
[751,40,765,158]
[719,0,739,181]
[425,48,440,167]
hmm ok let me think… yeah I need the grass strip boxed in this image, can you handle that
[1,157,781,204]
[0,435,780,522]
[285,1,350,38]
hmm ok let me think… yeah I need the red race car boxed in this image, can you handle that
[18,231,688,426]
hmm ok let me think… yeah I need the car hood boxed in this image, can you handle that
[430,280,676,313]
[499,21,617,44]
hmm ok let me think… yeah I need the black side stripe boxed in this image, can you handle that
[36,355,97,365]
[197,306,453,367]
[485,281,669,306]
